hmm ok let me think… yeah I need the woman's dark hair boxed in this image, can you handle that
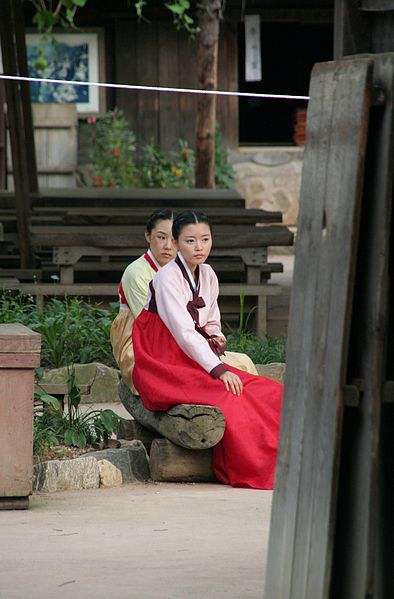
[146,209,175,233]
[172,210,212,240]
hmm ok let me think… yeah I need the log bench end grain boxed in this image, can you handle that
[118,379,226,450]
[149,439,216,483]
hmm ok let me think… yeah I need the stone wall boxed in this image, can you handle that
[230,147,303,227]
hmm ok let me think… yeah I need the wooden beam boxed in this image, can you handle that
[195,0,221,188]
[361,0,394,9]
[0,0,33,267]
[13,0,38,193]
[264,57,372,599]
[334,0,372,58]
[330,54,394,599]
[0,82,5,190]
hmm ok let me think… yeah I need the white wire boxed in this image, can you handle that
[0,73,310,101]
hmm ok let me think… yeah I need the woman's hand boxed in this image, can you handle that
[212,336,227,354]
[219,371,243,396]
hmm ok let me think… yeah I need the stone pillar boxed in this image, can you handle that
[0,324,41,509]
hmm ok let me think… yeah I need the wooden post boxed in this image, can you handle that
[0,0,35,267]
[330,53,394,599]
[0,82,5,190]
[264,57,373,599]
[195,0,221,188]
[13,0,39,194]
[334,0,394,59]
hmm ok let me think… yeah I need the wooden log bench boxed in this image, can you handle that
[118,378,221,482]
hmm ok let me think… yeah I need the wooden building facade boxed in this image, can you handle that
[15,0,335,157]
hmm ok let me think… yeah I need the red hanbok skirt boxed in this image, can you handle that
[132,310,283,489]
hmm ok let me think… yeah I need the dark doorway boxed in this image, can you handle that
[238,21,333,145]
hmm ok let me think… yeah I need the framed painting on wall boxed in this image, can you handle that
[26,30,105,115]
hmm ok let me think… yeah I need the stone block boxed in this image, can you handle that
[33,456,100,492]
[98,459,123,488]
[84,443,151,483]
[117,419,159,453]
[255,362,286,384]
[40,362,120,403]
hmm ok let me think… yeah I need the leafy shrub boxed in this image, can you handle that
[84,107,139,188]
[82,107,234,189]
[34,368,121,452]
[226,332,286,365]
[139,140,195,188]
[0,292,117,368]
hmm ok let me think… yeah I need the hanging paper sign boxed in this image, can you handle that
[245,14,261,82]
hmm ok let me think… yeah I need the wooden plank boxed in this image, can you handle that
[30,224,293,248]
[264,57,372,599]
[3,281,279,297]
[178,31,197,148]
[158,23,180,151]
[0,82,5,190]
[0,0,33,268]
[219,283,281,296]
[361,0,394,9]
[51,246,271,265]
[60,213,280,226]
[0,187,246,209]
[329,53,394,599]
[13,0,38,193]
[114,19,138,136]
[217,21,238,149]
[371,13,394,52]
[334,0,371,58]
[136,22,159,150]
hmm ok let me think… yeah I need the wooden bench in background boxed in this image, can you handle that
[0,188,294,335]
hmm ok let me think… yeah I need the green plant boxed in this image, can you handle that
[139,139,195,188]
[33,390,63,456]
[223,291,286,364]
[34,367,122,453]
[214,122,235,189]
[86,107,139,188]
[0,290,39,326]
[62,366,121,447]
[133,0,199,35]
[30,0,88,34]
[226,332,286,365]
[0,292,117,368]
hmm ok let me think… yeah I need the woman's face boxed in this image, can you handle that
[175,222,212,271]
[145,219,176,267]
